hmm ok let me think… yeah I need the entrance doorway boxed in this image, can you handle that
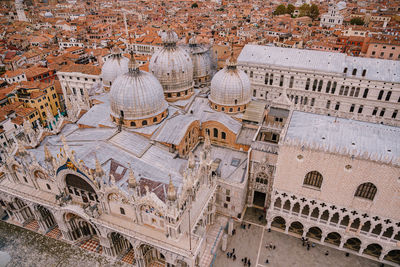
[253,191,266,208]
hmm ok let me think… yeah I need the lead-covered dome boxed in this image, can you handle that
[110,54,168,128]
[189,36,211,88]
[149,30,194,102]
[209,54,251,113]
[101,47,129,89]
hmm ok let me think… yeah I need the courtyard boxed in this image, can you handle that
[214,220,383,267]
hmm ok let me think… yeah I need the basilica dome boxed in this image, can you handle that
[101,47,129,89]
[209,54,251,113]
[110,54,168,128]
[189,36,211,88]
[149,30,194,102]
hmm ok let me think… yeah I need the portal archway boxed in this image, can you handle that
[64,212,102,254]
[65,174,98,204]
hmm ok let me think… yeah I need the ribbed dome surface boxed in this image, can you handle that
[191,51,211,80]
[209,67,251,106]
[101,51,129,87]
[110,70,168,120]
[149,30,193,94]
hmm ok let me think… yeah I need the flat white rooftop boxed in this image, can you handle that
[238,45,400,83]
[285,111,400,159]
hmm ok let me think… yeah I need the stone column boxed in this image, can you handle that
[379,252,385,261]
[228,217,234,236]
[356,222,363,235]
[320,233,327,243]
[285,224,290,234]
[358,245,366,255]
[346,220,353,233]
[339,240,345,249]
[221,234,228,251]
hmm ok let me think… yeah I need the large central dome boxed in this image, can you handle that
[209,53,251,113]
[110,54,168,128]
[149,30,194,102]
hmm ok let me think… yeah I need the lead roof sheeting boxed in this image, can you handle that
[152,115,197,145]
[77,101,114,128]
[109,130,150,157]
[286,111,400,158]
[242,100,266,122]
[236,127,257,145]
[268,108,290,118]
[238,45,400,83]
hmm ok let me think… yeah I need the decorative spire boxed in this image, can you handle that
[128,164,137,188]
[167,175,177,202]
[204,133,211,151]
[17,140,28,157]
[44,144,53,162]
[188,151,195,169]
[226,39,237,69]
[128,50,140,73]
[95,154,105,177]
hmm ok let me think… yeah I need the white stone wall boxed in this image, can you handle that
[239,64,400,127]
[274,144,400,220]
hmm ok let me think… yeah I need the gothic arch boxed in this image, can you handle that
[324,232,341,246]
[363,243,382,258]
[384,249,400,265]
[343,237,362,252]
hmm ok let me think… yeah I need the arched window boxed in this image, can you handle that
[303,171,323,188]
[120,207,125,215]
[352,68,357,75]
[256,172,268,185]
[355,182,377,200]
[153,117,157,123]
[264,73,269,84]
[213,128,218,138]
[325,81,331,93]
[305,78,310,90]
[130,121,136,127]
[142,120,147,126]
[221,132,226,140]
[250,71,253,78]
[378,90,384,100]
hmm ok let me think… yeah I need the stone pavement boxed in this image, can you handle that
[214,221,381,267]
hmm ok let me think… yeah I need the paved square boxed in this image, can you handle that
[214,221,381,267]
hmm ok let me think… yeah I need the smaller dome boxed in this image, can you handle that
[101,47,129,88]
[209,55,251,109]
[44,11,53,18]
